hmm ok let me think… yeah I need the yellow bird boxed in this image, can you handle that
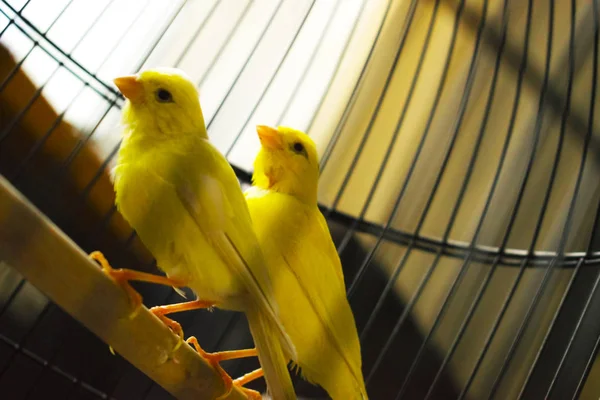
[244,125,368,399]
[101,68,296,400]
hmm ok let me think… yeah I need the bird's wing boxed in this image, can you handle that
[246,191,364,385]
[292,208,363,378]
[315,211,346,289]
[164,139,295,357]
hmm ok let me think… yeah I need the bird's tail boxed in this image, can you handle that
[246,305,296,400]
[344,362,368,399]
[353,363,368,400]
[302,361,367,400]
[358,376,368,400]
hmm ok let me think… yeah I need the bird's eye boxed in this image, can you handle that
[293,142,304,153]
[155,88,173,103]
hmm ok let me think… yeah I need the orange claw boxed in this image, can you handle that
[186,336,234,398]
[233,368,264,400]
[89,251,188,319]
[153,312,184,340]
[90,251,142,317]
[149,299,215,341]
[186,337,263,399]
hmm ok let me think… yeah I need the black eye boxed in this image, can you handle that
[293,142,304,153]
[155,88,173,103]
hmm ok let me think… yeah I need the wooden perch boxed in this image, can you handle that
[0,175,246,400]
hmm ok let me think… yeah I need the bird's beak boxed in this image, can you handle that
[256,125,283,150]
[113,75,143,102]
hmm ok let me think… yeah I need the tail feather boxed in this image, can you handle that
[246,306,296,400]
[299,359,367,400]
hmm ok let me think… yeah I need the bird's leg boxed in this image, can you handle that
[149,299,214,341]
[186,336,234,398]
[89,251,187,318]
[207,348,259,361]
[186,336,261,399]
[204,345,260,396]
[233,368,264,386]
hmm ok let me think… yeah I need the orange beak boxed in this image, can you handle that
[113,75,143,102]
[256,125,283,150]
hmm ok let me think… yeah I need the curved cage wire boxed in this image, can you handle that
[0,0,600,399]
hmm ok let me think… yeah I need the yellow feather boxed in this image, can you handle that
[246,126,368,399]
[113,68,296,400]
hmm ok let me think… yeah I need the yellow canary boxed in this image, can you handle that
[110,68,296,400]
[244,126,368,399]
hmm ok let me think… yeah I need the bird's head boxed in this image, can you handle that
[113,67,206,139]
[252,125,319,205]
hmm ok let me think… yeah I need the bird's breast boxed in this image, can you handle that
[114,162,247,308]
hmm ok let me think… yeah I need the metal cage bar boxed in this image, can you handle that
[1,0,600,398]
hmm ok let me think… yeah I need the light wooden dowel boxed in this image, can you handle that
[0,175,247,400]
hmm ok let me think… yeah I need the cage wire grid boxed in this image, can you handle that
[0,0,600,399]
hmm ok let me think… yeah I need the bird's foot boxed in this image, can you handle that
[90,251,142,319]
[186,337,234,398]
[232,368,264,400]
[237,387,262,400]
[149,299,215,344]
[151,311,185,350]
[186,337,262,399]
